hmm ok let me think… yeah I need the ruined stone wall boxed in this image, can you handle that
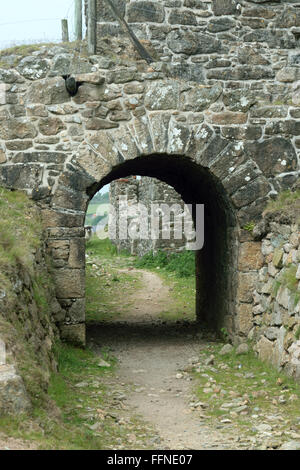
[109,176,189,256]
[0,200,59,414]
[250,211,300,381]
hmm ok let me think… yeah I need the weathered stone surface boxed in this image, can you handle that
[273,248,284,268]
[257,336,274,363]
[127,1,165,23]
[0,119,37,140]
[73,73,105,85]
[245,138,297,177]
[209,112,247,125]
[39,118,66,136]
[72,83,105,104]
[276,67,300,83]
[231,177,270,209]
[97,0,126,21]
[0,164,43,190]
[237,46,270,66]
[208,17,235,33]
[12,152,65,164]
[168,62,205,83]
[67,298,85,323]
[180,84,222,112]
[237,303,253,336]
[68,239,86,269]
[239,242,264,271]
[167,122,190,155]
[145,80,180,110]
[169,9,197,25]
[54,269,85,299]
[212,0,238,16]
[107,67,138,84]
[0,365,31,415]
[51,186,88,212]
[237,272,257,303]
[59,323,85,347]
[85,118,118,130]
[17,56,50,80]
[26,77,70,105]
[50,54,93,76]
[219,344,234,355]
[167,30,221,55]
[0,68,24,84]
[236,343,249,355]
[223,90,257,113]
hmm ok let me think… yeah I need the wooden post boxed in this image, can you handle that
[75,0,83,41]
[61,19,69,42]
[88,0,97,54]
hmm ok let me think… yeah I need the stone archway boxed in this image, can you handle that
[44,111,270,346]
[1,45,298,347]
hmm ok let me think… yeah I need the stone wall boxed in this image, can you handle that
[0,197,59,414]
[250,209,300,382]
[0,0,299,347]
[109,176,189,256]
[92,0,300,95]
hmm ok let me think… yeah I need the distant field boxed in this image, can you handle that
[85,203,110,226]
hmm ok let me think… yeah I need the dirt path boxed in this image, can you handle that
[117,269,172,322]
[88,269,246,450]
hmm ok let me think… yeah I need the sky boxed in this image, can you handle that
[0,0,85,49]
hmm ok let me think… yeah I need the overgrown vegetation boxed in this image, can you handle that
[0,187,55,408]
[264,189,300,223]
[135,249,195,278]
[0,188,41,273]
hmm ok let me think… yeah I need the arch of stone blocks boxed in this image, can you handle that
[44,111,272,346]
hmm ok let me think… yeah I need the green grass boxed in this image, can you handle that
[85,238,141,323]
[192,343,300,439]
[133,249,196,321]
[157,271,196,322]
[0,188,42,272]
[86,237,118,258]
[135,249,195,278]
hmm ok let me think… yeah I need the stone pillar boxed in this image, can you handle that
[42,208,87,347]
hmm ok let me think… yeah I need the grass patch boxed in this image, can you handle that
[0,188,42,273]
[135,250,195,278]
[86,237,118,258]
[264,190,300,223]
[0,343,153,450]
[157,271,196,322]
